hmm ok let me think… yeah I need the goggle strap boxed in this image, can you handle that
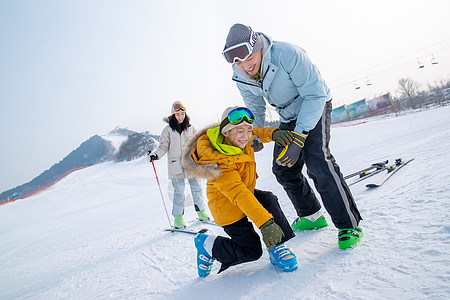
[219,118,230,132]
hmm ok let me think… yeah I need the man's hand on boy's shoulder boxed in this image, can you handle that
[272,129,293,147]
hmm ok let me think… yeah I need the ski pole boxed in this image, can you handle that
[151,160,174,230]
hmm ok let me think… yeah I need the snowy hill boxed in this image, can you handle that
[1,106,449,299]
[1,135,116,201]
[1,127,159,202]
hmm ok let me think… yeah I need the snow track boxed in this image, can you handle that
[1,106,450,299]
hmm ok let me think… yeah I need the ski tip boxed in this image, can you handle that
[164,228,209,234]
[366,183,379,188]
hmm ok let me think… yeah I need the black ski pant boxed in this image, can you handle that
[272,101,362,229]
[212,189,295,273]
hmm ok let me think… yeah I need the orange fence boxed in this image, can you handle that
[0,166,90,206]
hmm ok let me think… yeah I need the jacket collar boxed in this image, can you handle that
[206,126,244,156]
[181,124,255,180]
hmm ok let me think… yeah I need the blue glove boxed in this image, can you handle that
[275,131,307,167]
[250,135,264,152]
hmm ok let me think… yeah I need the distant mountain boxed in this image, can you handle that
[108,126,137,136]
[116,132,159,162]
[1,128,160,202]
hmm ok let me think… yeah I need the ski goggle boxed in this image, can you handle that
[222,42,253,64]
[227,107,255,124]
[222,30,257,64]
[220,107,255,132]
[172,102,186,112]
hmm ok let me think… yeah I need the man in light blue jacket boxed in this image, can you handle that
[222,23,362,249]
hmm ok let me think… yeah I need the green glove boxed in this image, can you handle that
[259,219,284,249]
[272,129,293,147]
[276,131,307,167]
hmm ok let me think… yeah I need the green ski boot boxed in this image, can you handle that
[197,210,210,223]
[291,213,328,231]
[174,215,186,229]
[338,227,362,249]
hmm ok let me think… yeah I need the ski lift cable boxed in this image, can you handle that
[331,58,426,89]
[330,44,450,86]
[328,38,450,84]
[330,44,450,89]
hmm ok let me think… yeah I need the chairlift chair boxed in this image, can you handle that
[417,58,424,69]
[431,54,439,65]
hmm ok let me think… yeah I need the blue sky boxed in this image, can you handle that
[1,0,450,192]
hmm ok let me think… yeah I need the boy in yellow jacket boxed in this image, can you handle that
[182,106,297,277]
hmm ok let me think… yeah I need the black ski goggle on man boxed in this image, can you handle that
[222,30,258,64]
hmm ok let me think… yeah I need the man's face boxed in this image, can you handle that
[235,50,262,76]
[223,124,253,148]
[174,111,186,123]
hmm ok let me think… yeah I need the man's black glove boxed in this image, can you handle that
[275,131,307,167]
[147,151,158,162]
[250,135,264,152]
[272,129,293,147]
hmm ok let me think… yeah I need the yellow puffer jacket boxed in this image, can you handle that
[182,124,277,228]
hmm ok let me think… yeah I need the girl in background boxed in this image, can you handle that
[148,101,209,229]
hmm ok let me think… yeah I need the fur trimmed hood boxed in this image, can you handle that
[181,124,222,180]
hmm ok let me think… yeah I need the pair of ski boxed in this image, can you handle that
[346,158,414,188]
[166,227,209,235]
[345,160,389,186]
[165,219,219,235]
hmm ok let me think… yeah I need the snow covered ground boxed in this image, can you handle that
[1,105,449,299]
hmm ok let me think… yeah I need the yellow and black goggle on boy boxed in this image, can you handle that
[222,30,257,64]
[220,107,255,128]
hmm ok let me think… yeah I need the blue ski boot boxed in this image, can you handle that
[194,233,214,277]
[268,243,298,272]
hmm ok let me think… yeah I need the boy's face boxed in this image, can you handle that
[223,124,253,148]
[235,50,262,76]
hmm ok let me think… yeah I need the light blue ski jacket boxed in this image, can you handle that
[231,33,332,134]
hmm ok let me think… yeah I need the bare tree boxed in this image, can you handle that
[397,78,421,108]
[438,77,450,90]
